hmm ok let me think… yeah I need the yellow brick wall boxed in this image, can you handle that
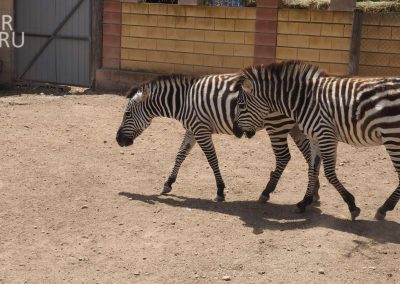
[0,0,14,83]
[360,14,400,77]
[121,3,256,75]
[276,9,352,75]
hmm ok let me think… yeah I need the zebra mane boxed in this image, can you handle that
[126,74,198,99]
[242,60,328,80]
[126,86,140,98]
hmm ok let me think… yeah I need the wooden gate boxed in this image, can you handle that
[15,0,92,86]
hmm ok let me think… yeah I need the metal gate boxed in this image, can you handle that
[15,0,91,86]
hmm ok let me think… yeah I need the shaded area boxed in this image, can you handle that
[0,82,117,97]
[120,192,400,244]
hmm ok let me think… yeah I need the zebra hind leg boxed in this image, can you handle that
[375,188,400,220]
[375,140,400,220]
[319,139,360,220]
[161,131,196,195]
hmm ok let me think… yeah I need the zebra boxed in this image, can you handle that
[233,60,400,220]
[116,73,321,202]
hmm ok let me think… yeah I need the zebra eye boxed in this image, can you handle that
[125,111,132,118]
[237,101,246,110]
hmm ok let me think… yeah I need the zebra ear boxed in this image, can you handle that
[241,78,254,96]
[133,85,150,103]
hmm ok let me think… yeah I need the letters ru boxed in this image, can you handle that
[0,15,24,48]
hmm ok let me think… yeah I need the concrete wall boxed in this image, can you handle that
[276,9,352,75]
[360,13,400,77]
[0,0,14,84]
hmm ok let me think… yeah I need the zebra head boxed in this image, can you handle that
[116,85,153,147]
[233,68,272,138]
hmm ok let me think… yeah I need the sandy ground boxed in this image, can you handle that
[0,92,399,284]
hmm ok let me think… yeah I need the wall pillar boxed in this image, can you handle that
[103,0,122,69]
[96,0,122,90]
[254,0,278,65]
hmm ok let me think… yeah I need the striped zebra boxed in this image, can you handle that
[233,60,400,220]
[116,73,321,202]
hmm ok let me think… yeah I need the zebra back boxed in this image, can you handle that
[238,60,400,146]
[124,73,246,135]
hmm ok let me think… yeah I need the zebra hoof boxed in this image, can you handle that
[312,199,321,207]
[294,203,306,214]
[350,207,361,221]
[214,195,225,202]
[374,209,386,221]
[258,194,270,203]
[160,185,172,195]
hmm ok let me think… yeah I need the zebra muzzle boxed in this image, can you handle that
[116,130,134,147]
[232,121,244,138]
[244,130,255,139]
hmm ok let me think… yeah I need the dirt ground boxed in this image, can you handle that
[0,91,399,284]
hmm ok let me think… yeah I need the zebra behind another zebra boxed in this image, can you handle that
[234,60,400,220]
[116,73,321,202]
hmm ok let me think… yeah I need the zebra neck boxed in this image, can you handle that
[148,88,184,120]
[271,77,318,123]
[146,75,196,121]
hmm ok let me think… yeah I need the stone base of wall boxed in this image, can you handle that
[96,68,159,91]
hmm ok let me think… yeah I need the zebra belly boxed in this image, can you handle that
[183,119,234,135]
[212,123,234,135]
[336,134,382,147]
[335,121,383,147]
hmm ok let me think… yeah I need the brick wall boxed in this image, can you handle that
[360,13,400,77]
[120,3,257,75]
[97,1,280,90]
[97,3,400,91]
[0,0,14,84]
[276,9,352,75]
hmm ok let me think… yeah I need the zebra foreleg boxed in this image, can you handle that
[259,132,291,203]
[161,131,196,195]
[319,139,360,220]
[375,140,400,220]
[195,133,226,202]
[311,155,321,203]
[290,126,321,203]
[295,142,321,213]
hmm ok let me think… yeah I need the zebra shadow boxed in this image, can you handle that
[119,192,400,244]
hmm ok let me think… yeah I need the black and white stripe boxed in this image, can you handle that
[116,73,321,202]
[235,60,400,220]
